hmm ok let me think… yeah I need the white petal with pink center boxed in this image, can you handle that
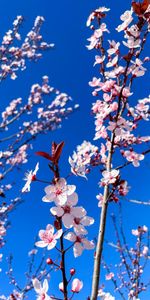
[101,169,119,185]
[50,193,86,229]
[43,178,76,205]
[32,278,51,300]
[64,232,95,257]
[22,162,39,193]
[35,224,62,250]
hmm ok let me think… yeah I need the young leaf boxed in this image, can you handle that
[53,141,65,163]
[35,151,53,161]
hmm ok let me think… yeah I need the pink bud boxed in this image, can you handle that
[71,278,83,293]
[70,268,76,276]
[46,258,53,265]
[59,282,64,293]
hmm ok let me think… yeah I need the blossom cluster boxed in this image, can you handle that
[32,277,83,300]
[0,16,54,81]
[103,222,149,300]
[69,4,150,209]
[36,177,95,257]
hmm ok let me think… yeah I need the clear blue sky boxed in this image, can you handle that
[0,0,150,299]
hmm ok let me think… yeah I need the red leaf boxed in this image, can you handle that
[51,142,57,157]
[132,0,150,15]
[35,151,53,161]
[53,141,65,163]
[132,2,142,15]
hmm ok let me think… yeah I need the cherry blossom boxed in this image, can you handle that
[35,224,62,250]
[59,282,64,293]
[86,7,110,27]
[101,169,119,186]
[50,193,85,227]
[107,40,120,55]
[50,193,94,234]
[96,193,104,207]
[22,162,39,192]
[71,278,83,293]
[64,232,95,257]
[98,288,115,300]
[86,23,109,50]
[69,141,98,178]
[142,246,149,256]
[123,150,144,167]
[116,9,133,32]
[42,178,76,205]
[94,55,106,66]
[132,225,148,236]
[32,278,51,300]
[105,272,114,280]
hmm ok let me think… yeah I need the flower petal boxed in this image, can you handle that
[73,242,83,257]
[46,224,54,233]
[50,206,64,217]
[32,278,41,293]
[74,225,88,235]
[81,216,94,226]
[82,238,95,249]
[64,232,76,242]
[67,184,76,195]
[43,279,49,293]
[47,240,57,250]
[66,192,78,206]
[72,207,86,218]
[35,241,48,248]
[54,229,63,240]
[62,214,74,228]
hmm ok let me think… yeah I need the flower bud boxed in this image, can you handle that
[46,258,53,265]
[70,268,76,276]
[71,278,83,293]
[59,282,64,293]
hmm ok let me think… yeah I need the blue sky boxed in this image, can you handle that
[0,0,150,299]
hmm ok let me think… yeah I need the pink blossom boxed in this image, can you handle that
[142,246,149,256]
[123,37,141,49]
[118,181,129,196]
[105,272,114,280]
[0,254,3,262]
[94,55,105,66]
[89,77,101,87]
[35,224,62,250]
[98,288,115,300]
[123,150,144,167]
[22,162,39,193]
[106,56,118,68]
[71,278,83,293]
[51,193,94,234]
[116,9,133,32]
[132,225,148,236]
[101,169,119,186]
[86,7,110,27]
[59,282,64,293]
[0,223,6,237]
[107,40,120,55]
[96,193,104,207]
[69,141,98,178]
[87,23,109,50]
[50,193,86,229]
[107,118,132,136]
[43,178,76,206]
[32,278,51,300]
[64,232,95,257]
